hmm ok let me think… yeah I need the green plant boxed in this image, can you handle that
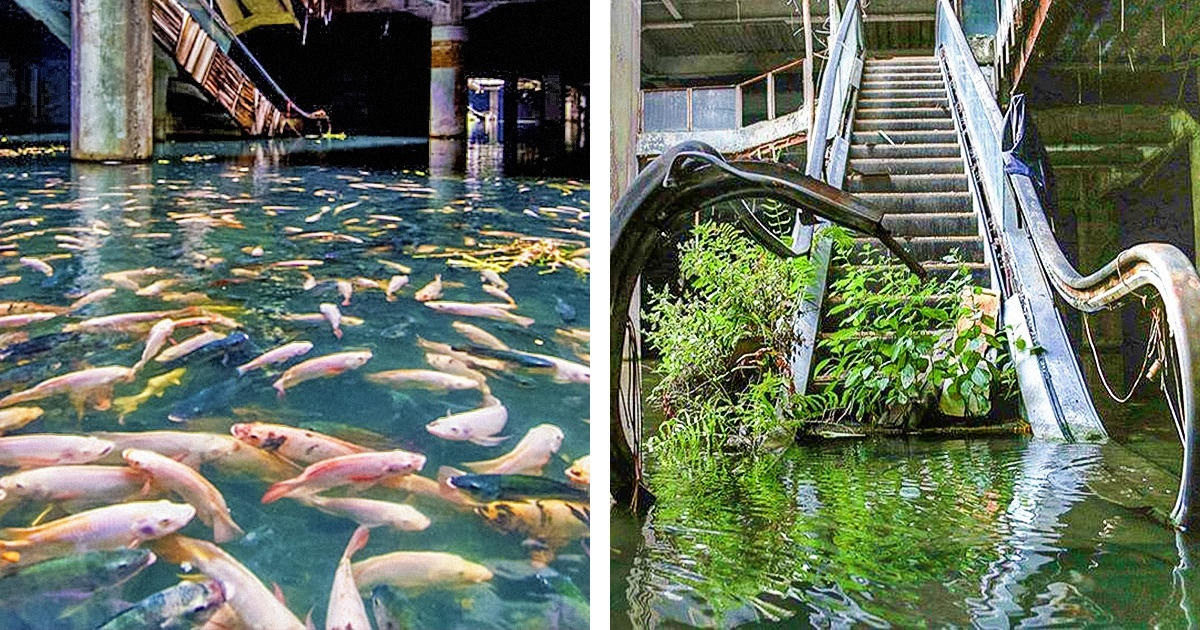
[643,222,813,465]
[799,233,1018,428]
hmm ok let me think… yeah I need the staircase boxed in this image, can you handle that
[812,55,990,386]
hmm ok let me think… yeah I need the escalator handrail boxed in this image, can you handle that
[804,0,860,180]
[936,0,1200,530]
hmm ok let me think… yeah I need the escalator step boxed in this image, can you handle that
[856,106,952,120]
[857,97,948,109]
[850,129,958,144]
[845,173,968,193]
[881,212,979,237]
[851,191,972,213]
[859,88,946,100]
[849,143,961,159]
[847,236,984,264]
[855,118,955,131]
[849,157,964,175]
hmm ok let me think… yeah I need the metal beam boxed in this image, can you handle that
[659,0,681,20]
[642,12,931,30]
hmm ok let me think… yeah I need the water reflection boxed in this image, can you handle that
[614,436,1200,628]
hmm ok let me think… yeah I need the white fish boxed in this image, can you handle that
[425,396,509,446]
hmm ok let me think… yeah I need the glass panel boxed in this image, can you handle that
[741,78,769,127]
[642,90,689,131]
[691,87,737,130]
[773,66,805,117]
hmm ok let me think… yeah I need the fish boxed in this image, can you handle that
[524,352,590,384]
[134,318,176,372]
[365,369,482,392]
[0,332,79,362]
[475,499,590,550]
[18,257,52,277]
[0,434,114,468]
[0,500,195,565]
[0,548,154,603]
[482,284,515,305]
[555,297,577,322]
[565,455,590,486]
[326,526,372,630]
[0,301,67,316]
[151,535,306,630]
[413,275,442,302]
[111,367,186,423]
[480,269,507,289]
[261,449,426,503]
[272,350,373,398]
[462,424,564,475]
[91,431,240,469]
[424,301,534,327]
[0,465,152,511]
[351,551,492,592]
[0,312,57,328]
[97,579,225,630]
[235,341,313,376]
[158,331,250,370]
[64,308,194,333]
[337,279,354,306]
[67,288,116,312]
[123,449,244,543]
[230,422,370,465]
[426,396,509,446]
[454,345,555,369]
[447,473,589,503]
[0,407,42,434]
[451,321,507,350]
[270,259,325,268]
[153,331,226,364]
[299,496,431,532]
[134,279,177,297]
[168,378,252,423]
[385,275,409,301]
[320,302,344,339]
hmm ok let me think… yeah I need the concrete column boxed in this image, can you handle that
[152,50,175,143]
[611,0,640,203]
[429,0,466,138]
[502,75,518,163]
[70,0,153,161]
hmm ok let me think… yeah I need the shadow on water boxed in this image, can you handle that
[612,401,1200,627]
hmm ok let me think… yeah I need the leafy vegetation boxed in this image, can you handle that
[643,222,1019,469]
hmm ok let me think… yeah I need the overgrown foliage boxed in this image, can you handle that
[643,222,1019,468]
[643,222,813,467]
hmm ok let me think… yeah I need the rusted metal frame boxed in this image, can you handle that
[1009,0,1074,92]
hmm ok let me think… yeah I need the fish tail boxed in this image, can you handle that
[509,315,535,328]
[235,365,248,377]
[212,515,245,543]
[344,525,369,561]
[261,479,300,504]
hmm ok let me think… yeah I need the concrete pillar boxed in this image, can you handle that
[502,75,518,164]
[611,0,640,203]
[430,0,466,138]
[70,0,153,161]
[152,50,175,143]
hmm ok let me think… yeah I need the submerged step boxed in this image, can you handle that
[851,191,973,213]
[848,156,965,175]
[845,172,968,193]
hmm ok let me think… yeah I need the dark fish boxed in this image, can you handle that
[0,333,79,362]
[158,331,252,371]
[168,377,253,422]
[449,474,589,502]
[555,297,576,323]
[0,549,154,602]
[452,345,555,369]
[98,580,224,630]
[0,360,65,395]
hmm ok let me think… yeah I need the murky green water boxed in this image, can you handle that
[612,412,1195,628]
[0,137,590,628]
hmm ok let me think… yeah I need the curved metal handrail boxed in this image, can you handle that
[936,0,1200,529]
[609,140,924,507]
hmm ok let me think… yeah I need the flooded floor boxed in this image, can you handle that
[612,405,1194,628]
[0,137,590,628]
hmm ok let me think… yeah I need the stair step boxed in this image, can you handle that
[855,118,955,132]
[849,236,985,264]
[849,142,961,159]
[856,106,952,120]
[816,329,948,341]
[881,212,979,237]
[845,173,968,193]
[860,80,945,90]
[859,88,946,100]
[828,261,990,285]
[857,97,948,109]
[861,72,943,82]
[851,191,973,214]
[851,129,958,144]
[848,157,964,175]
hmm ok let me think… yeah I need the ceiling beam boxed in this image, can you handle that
[659,0,681,20]
[642,12,931,30]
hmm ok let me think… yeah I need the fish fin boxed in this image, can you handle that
[272,582,287,605]
[461,460,499,474]
[333,328,343,340]
[437,466,468,485]
[261,479,300,504]
[212,516,245,544]
[0,550,18,563]
[468,435,510,447]
[305,608,316,630]
[29,503,53,527]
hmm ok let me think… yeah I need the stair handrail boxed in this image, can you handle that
[936,0,1200,530]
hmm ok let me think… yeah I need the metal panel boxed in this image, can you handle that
[641,90,688,131]
[691,87,737,130]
